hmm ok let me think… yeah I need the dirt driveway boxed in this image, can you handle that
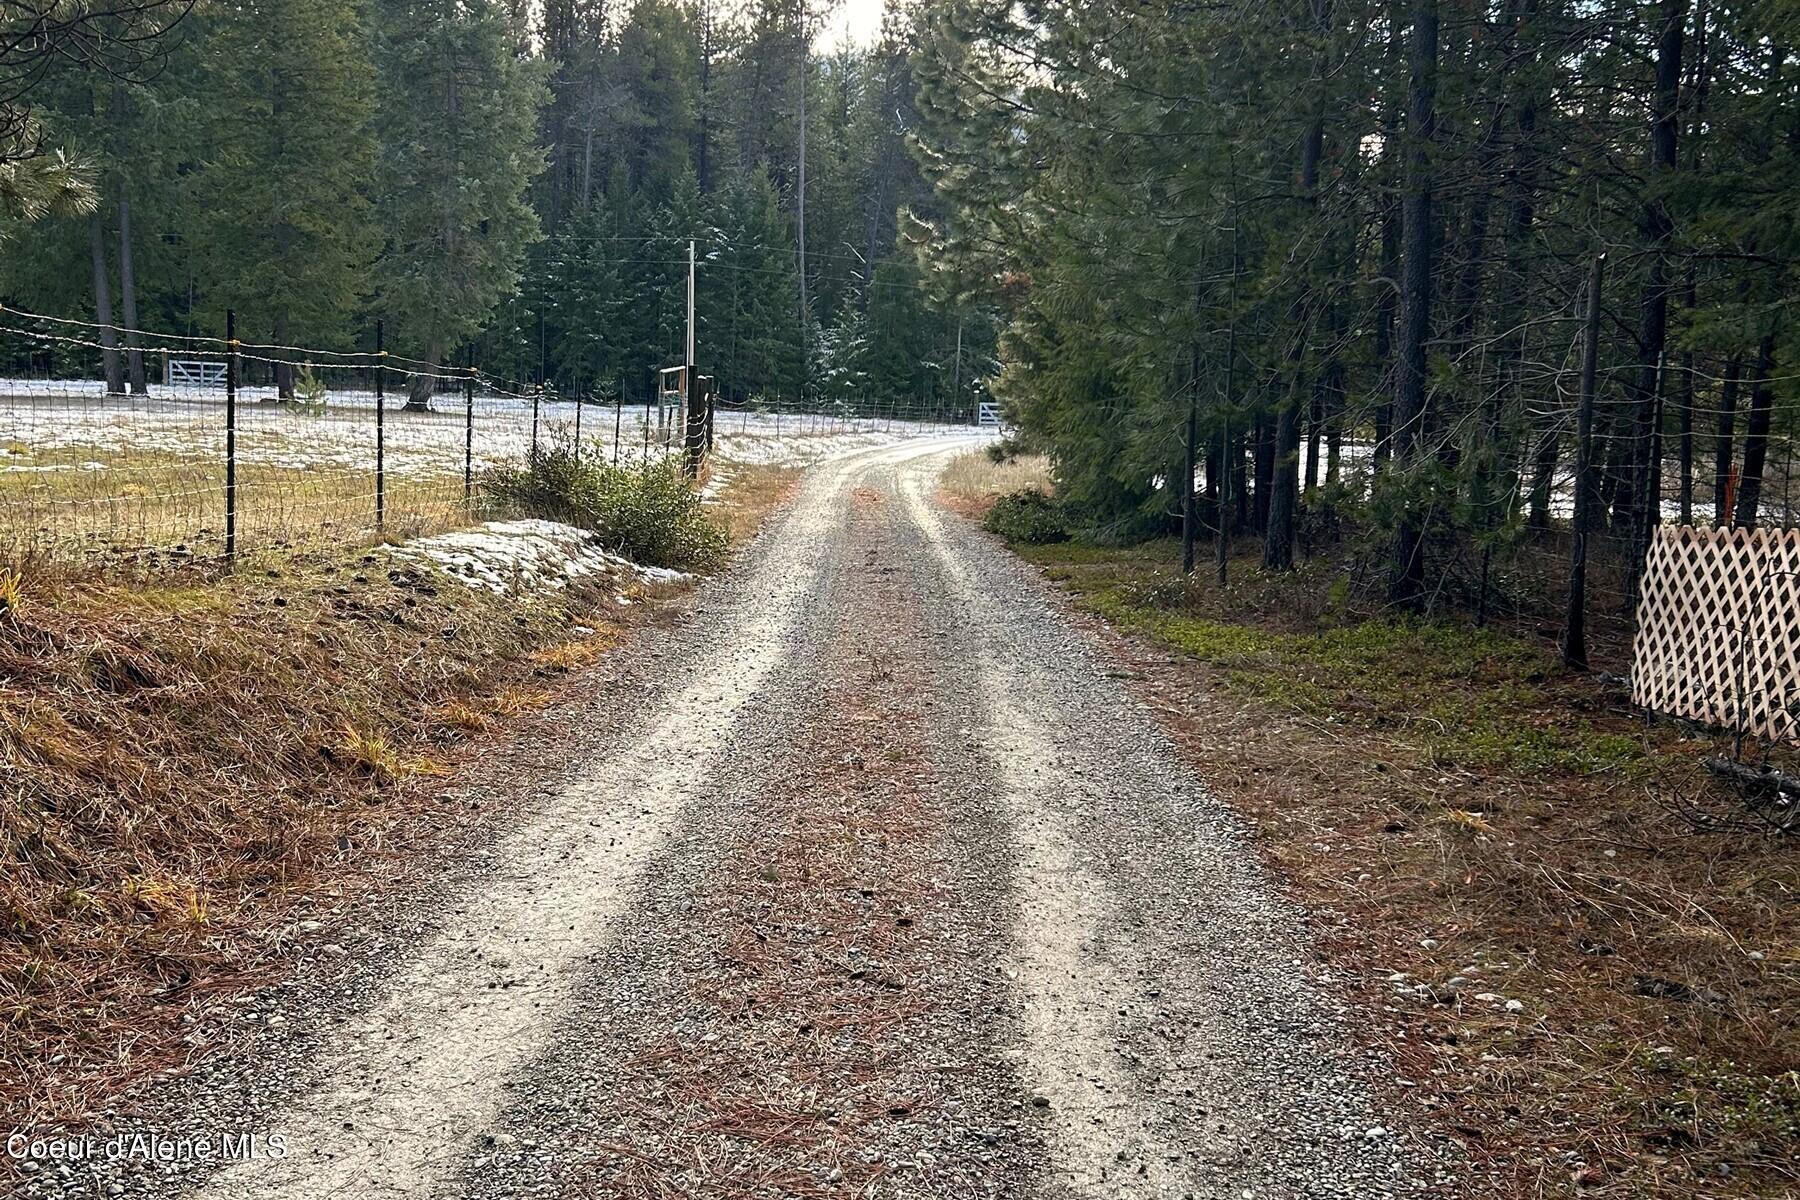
[31,439,1455,1200]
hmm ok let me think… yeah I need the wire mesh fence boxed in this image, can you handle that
[0,305,972,566]
[1323,373,1800,659]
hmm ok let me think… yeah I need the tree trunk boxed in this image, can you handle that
[1326,403,1342,483]
[1204,426,1222,532]
[951,317,964,417]
[1676,2,1709,526]
[89,211,124,395]
[1733,335,1776,529]
[1622,0,1687,545]
[1252,408,1274,533]
[1370,0,1403,472]
[274,310,296,400]
[1713,356,1738,524]
[1677,342,1694,525]
[1267,0,1329,569]
[1182,360,1199,573]
[1265,380,1301,569]
[696,2,714,194]
[1563,253,1605,671]
[1304,389,1322,495]
[1527,426,1558,530]
[1503,0,1544,526]
[116,195,146,395]
[582,121,595,209]
[1231,426,1249,530]
[406,336,443,412]
[1387,0,1439,609]
[794,27,810,387]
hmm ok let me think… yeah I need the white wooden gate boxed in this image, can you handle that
[166,358,227,388]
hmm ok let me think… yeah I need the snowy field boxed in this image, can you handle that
[0,381,959,477]
[0,379,966,560]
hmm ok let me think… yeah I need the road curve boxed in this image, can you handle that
[52,437,1449,1200]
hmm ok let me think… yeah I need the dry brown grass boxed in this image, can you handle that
[438,697,493,733]
[937,449,1052,518]
[706,462,804,544]
[0,445,481,566]
[0,446,812,1128]
[528,625,619,673]
[487,683,559,718]
[0,550,674,1126]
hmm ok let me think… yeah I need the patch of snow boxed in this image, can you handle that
[388,518,691,596]
[1,460,108,473]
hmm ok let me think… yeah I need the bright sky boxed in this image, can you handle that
[817,0,886,50]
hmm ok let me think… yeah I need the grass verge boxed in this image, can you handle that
[938,450,1051,519]
[944,451,1798,1200]
[0,444,479,564]
[0,460,790,1127]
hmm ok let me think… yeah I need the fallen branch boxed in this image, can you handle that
[1702,757,1800,830]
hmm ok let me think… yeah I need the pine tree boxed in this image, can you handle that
[192,0,378,396]
[373,0,547,410]
[710,168,801,403]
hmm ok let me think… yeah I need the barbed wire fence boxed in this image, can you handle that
[0,304,972,567]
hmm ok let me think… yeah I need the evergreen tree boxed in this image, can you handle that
[191,0,377,397]
[709,168,801,403]
[614,0,701,195]
[372,0,546,409]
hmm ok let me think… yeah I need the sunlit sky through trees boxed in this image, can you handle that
[819,0,884,49]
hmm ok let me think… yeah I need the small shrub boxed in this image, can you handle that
[985,430,1037,463]
[294,367,328,412]
[983,487,1068,543]
[484,448,728,572]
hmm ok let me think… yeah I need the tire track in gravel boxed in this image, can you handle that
[894,451,1446,1200]
[178,439,979,1200]
[450,453,1044,1200]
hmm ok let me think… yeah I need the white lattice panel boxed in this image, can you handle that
[1632,525,1800,742]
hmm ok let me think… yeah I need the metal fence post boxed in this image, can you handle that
[463,348,475,507]
[613,388,622,467]
[574,382,583,463]
[375,319,385,533]
[225,309,237,563]
[531,384,541,461]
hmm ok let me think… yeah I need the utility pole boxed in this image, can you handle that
[952,314,964,421]
[685,239,704,479]
[795,24,809,388]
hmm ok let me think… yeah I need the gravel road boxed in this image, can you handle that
[23,438,1457,1200]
